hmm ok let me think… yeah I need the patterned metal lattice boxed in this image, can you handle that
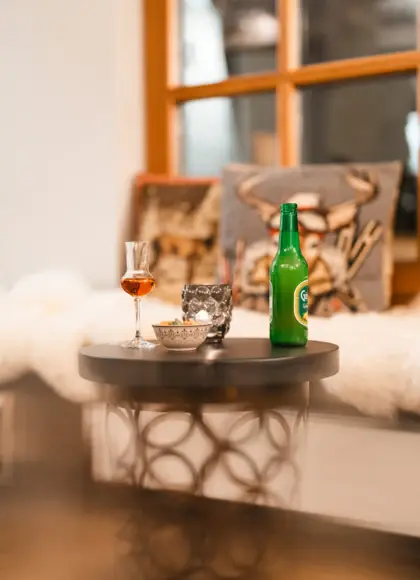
[106,403,306,508]
[115,492,275,580]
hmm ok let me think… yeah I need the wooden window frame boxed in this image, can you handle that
[144,0,420,300]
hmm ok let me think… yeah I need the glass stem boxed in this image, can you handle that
[135,298,141,340]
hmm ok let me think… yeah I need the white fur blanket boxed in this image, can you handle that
[1,271,420,418]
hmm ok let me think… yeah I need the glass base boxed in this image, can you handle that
[204,335,224,344]
[122,337,156,349]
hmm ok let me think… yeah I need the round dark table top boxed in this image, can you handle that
[78,338,339,405]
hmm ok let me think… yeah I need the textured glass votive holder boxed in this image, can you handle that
[181,284,233,343]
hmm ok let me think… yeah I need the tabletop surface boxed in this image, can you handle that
[80,338,337,364]
[79,338,339,405]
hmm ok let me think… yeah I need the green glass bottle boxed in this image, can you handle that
[269,203,308,346]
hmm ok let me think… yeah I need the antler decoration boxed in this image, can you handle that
[327,168,379,232]
[236,173,279,225]
[345,169,378,206]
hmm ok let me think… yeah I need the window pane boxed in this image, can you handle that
[177,0,277,86]
[300,74,418,256]
[301,0,418,65]
[179,92,277,175]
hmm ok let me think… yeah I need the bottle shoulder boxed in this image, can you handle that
[271,251,308,268]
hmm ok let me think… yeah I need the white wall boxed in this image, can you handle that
[0,0,144,288]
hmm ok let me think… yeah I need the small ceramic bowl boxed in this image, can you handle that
[152,323,212,351]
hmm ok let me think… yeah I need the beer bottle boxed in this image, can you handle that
[269,203,308,346]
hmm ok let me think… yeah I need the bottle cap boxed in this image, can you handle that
[281,203,298,213]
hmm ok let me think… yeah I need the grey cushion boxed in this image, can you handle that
[221,162,402,314]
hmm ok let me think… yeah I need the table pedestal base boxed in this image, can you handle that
[116,490,282,580]
[105,392,307,507]
[106,387,308,579]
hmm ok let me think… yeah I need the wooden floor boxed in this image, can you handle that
[3,379,420,579]
[1,485,420,580]
[0,496,120,580]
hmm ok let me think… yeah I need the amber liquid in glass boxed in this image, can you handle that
[120,276,155,297]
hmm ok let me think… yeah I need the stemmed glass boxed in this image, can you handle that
[120,241,156,349]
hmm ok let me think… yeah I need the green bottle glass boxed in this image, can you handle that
[269,203,308,346]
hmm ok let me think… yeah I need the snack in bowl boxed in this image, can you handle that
[152,319,211,351]
[159,318,201,326]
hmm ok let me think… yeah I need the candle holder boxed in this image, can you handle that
[181,284,233,343]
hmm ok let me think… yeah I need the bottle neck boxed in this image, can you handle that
[278,211,301,254]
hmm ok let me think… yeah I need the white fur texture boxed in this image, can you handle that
[1,270,420,416]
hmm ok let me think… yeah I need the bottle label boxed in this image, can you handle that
[294,280,308,327]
